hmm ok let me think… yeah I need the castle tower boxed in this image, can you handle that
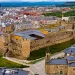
[45,47,50,63]
[21,38,30,59]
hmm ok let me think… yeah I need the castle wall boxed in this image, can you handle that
[21,39,30,59]
[0,31,74,59]
[9,35,30,59]
[68,66,75,75]
[30,31,73,51]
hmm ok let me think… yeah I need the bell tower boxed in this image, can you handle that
[45,47,50,63]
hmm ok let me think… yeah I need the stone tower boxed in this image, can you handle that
[21,38,30,59]
[45,47,50,63]
[3,24,15,56]
[3,33,12,56]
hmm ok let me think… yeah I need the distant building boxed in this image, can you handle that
[45,46,75,75]
[62,17,70,21]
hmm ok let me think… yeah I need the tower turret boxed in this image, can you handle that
[45,47,50,63]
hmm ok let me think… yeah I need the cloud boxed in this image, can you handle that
[0,0,75,2]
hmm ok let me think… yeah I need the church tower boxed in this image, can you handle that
[45,47,50,63]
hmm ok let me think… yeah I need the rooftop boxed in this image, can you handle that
[14,30,45,40]
[69,62,75,67]
[66,56,75,61]
[0,68,29,75]
[64,47,75,54]
[46,59,68,65]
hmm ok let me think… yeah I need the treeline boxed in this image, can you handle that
[43,10,75,17]
[43,12,62,17]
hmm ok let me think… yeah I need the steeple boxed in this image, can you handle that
[45,47,50,63]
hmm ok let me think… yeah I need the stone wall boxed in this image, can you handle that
[1,30,74,59]
[45,64,68,75]
[8,36,30,59]
[68,66,75,75]
[30,31,73,51]
[21,39,30,59]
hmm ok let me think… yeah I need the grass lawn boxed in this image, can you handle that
[28,39,75,60]
[28,57,44,64]
[0,57,29,68]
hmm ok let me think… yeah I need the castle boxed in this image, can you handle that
[0,24,75,59]
[45,46,75,75]
[0,15,75,59]
[0,28,74,59]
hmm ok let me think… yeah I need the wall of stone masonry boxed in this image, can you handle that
[68,66,75,75]
[45,64,68,75]
[30,31,73,51]
[8,35,30,59]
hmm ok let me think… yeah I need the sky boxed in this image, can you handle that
[0,0,75,2]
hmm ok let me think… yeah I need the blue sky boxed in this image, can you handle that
[0,0,75,2]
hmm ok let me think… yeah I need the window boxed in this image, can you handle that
[60,71,63,74]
